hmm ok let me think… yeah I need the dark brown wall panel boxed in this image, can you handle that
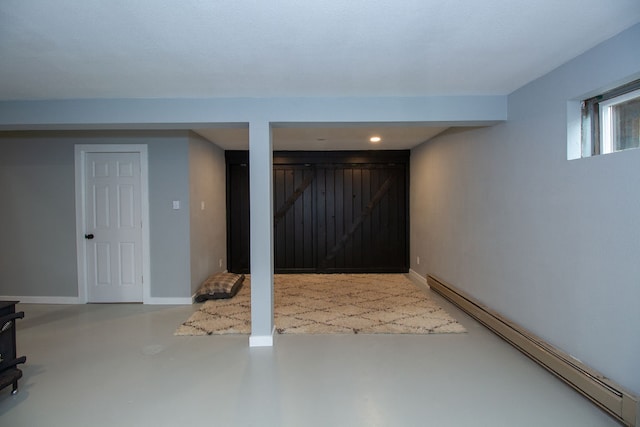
[273,165,316,272]
[317,164,407,272]
[226,151,409,274]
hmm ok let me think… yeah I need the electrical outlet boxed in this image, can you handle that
[416,256,420,265]
[219,258,223,268]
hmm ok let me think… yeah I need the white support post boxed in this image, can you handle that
[248,121,275,347]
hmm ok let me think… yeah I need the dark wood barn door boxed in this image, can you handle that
[273,164,316,272]
[226,161,250,273]
[316,164,407,272]
[226,151,409,274]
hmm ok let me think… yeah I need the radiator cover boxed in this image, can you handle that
[427,274,638,427]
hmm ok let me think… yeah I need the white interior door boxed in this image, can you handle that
[84,152,143,302]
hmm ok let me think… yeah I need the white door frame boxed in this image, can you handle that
[75,144,151,304]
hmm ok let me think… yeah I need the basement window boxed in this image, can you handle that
[581,79,640,157]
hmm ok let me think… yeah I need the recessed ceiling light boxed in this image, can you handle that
[370,136,381,143]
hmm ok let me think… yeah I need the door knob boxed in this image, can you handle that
[84,234,94,239]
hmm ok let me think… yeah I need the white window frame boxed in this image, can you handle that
[598,88,640,154]
[569,78,640,160]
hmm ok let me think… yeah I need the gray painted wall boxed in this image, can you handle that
[0,131,192,299]
[0,135,77,297]
[188,132,227,295]
[146,133,191,298]
[410,24,640,394]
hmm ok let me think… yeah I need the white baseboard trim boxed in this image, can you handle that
[249,326,276,347]
[1,295,193,305]
[408,269,429,290]
[144,297,193,305]
[0,296,81,304]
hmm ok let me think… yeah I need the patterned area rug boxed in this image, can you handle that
[174,274,466,336]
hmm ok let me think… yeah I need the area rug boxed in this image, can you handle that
[174,274,466,336]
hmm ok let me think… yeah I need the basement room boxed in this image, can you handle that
[0,1,638,426]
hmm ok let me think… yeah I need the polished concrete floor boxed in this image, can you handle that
[1,285,619,427]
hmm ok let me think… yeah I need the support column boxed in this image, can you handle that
[248,121,275,347]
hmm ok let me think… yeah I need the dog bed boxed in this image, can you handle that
[194,272,245,302]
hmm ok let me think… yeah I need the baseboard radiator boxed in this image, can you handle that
[427,274,639,427]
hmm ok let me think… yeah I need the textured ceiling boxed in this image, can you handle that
[1,1,639,148]
[1,0,639,100]
[195,125,450,151]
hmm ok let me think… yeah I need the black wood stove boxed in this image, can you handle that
[0,301,26,395]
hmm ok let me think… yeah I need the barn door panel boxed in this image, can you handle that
[273,165,316,271]
[318,164,407,272]
[227,162,250,273]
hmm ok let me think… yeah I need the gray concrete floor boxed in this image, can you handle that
[1,286,619,427]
